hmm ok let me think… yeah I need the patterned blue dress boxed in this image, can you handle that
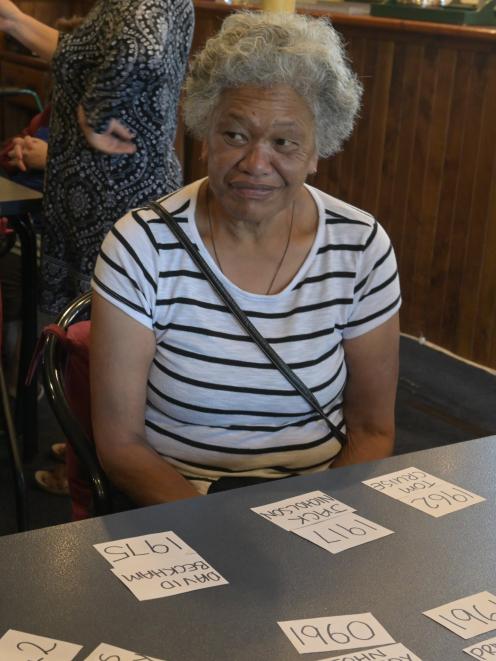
[41,0,194,314]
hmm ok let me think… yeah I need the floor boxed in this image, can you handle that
[1,335,495,537]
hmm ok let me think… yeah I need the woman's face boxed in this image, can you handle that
[204,85,318,225]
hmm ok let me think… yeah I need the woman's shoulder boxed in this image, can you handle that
[112,180,199,241]
[309,185,375,228]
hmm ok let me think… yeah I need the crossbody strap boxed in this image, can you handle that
[148,200,347,445]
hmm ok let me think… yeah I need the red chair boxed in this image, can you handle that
[36,291,114,519]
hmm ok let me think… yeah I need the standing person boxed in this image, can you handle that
[0,0,194,314]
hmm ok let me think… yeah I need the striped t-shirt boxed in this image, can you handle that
[92,179,401,493]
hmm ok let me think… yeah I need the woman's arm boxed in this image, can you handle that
[0,0,58,61]
[332,312,400,468]
[90,292,199,505]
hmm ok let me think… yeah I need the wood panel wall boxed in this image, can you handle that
[189,5,496,368]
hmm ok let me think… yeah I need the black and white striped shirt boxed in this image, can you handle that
[92,179,401,493]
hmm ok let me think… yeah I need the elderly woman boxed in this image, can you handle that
[90,11,401,505]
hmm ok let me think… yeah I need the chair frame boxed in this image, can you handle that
[41,291,113,516]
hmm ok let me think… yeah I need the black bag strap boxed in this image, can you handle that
[148,200,347,445]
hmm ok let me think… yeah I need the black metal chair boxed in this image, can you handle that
[0,284,27,532]
[41,290,114,517]
[0,87,44,113]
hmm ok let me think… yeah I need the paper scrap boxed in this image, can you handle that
[294,512,393,554]
[251,491,355,532]
[0,629,82,661]
[463,635,496,659]
[93,531,196,567]
[318,642,423,660]
[110,552,228,601]
[424,591,496,640]
[363,467,485,517]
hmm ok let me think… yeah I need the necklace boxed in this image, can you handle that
[206,188,295,295]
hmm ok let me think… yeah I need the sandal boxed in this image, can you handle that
[34,466,69,496]
[50,442,67,462]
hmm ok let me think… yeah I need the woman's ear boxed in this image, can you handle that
[308,150,318,176]
[201,141,208,162]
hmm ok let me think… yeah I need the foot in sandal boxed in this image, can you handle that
[34,464,69,496]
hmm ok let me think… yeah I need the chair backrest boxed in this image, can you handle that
[41,290,113,519]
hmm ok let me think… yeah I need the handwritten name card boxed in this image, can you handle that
[252,491,392,554]
[278,613,395,654]
[94,531,228,601]
[251,491,355,532]
[319,642,423,660]
[464,635,496,659]
[363,467,485,517]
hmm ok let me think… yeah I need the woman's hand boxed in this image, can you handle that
[77,105,137,155]
[8,135,48,172]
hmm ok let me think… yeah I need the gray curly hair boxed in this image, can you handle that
[184,11,363,158]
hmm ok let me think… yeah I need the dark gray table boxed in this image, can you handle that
[0,436,495,661]
[0,176,42,462]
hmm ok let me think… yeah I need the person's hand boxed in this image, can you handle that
[7,136,27,172]
[77,105,137,155]
[0,0,21,31]
[20,135,47,170]
[8,135,47,171]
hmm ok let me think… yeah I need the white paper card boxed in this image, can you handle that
[251,491,355,531]
[363,467,485,517]
[278,613,395,654]
[319,642,423,660]
[424,592,496,640]
[111,552,228,601]
[0,630,82,661]
[294,512,393,554]
[463,635,496,659]
[93,531,196,567]
[83,642,165,661]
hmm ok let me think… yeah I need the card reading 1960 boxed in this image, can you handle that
[363,467,485,517]
[424,591,496,640]
[0,630,82,661]
[278,613,395,654]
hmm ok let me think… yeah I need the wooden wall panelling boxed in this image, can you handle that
[428,49,462,345]
[450,50,489,358]
[473,58,496,364]
[436,49,474,353]
[409,42,447,337]
[457,51,496,363]
[482,156,496,363]
[384,42,424,331]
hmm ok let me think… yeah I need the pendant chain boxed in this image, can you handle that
[206,188,295,296]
